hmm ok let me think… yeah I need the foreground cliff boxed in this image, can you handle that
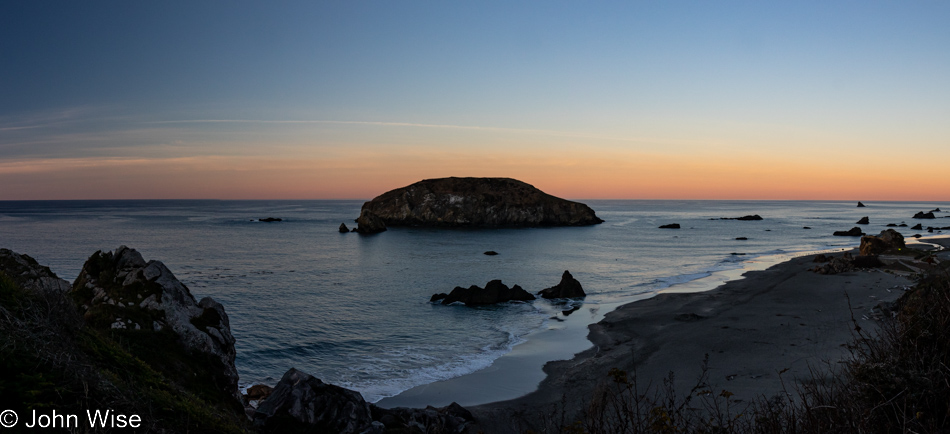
[1,247,473,433]
[356,177,603,232]
[0,247,247,433]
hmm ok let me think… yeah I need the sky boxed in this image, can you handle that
[1,1,948,200]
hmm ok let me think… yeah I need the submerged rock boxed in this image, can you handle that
[259,217,282,222]
[538,270,586,299]
[434,280,536,305]
[357,177,603,228]
[659,223,681,229]
[483,250,499,256]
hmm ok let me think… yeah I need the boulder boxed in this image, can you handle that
[247,384,275,402]
[857,201,866,207]
[856,216,869,224]
[356,177,603,228]
[833,227,864,237]
[859,236,888,256]
[813,256,855,274]
[371,402,474,434]
[914,211,936,219]
[435,280,536,306]
[253,368,376,434]
[537,270,586,299]
[339,223,350,233]
[355,210,387,234]
[659,223,681,229]
[71,246,240,403]
[853,255,884,269]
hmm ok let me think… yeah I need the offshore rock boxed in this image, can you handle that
[339,223,350,233]
[355,209,387,234]
[833,227,864,237]
[659,223,681,229]
[538,270,586,299]
[254,368,378,434]
[857,201,866,207]
[435,279,536,306]
[856,216,869,224]
[71,246,240,402]
[914,211,936,219]
[357,177,603,227]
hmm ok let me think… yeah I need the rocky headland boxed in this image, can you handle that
[354,177,603,233]
[1,247,473,434]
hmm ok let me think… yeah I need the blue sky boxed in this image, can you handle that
[2,1,948,199]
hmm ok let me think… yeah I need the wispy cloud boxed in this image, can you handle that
[144,119,715,147]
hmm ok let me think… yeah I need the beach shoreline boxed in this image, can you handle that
[464,238,949,432]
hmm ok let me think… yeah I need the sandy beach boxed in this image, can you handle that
[468,238,949,433]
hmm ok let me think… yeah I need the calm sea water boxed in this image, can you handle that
[1,200,947,402]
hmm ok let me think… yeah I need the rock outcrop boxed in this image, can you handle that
[833,227,864,236]
[431,279,536,305]
[860,229,906,256]
[372,402,474,434]
[538,270,586,299]
[355,209,387,234]
[356,177,603,228]
[0,248,73,295]
[254,368,379,434]
[252,367,473,434]
[71,246,240,402]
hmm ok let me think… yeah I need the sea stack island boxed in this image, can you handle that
[353,177,603,233]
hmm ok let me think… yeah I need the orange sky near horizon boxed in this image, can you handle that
[1,150,946,201]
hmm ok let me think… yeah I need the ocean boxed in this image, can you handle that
[1,199,947,404]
